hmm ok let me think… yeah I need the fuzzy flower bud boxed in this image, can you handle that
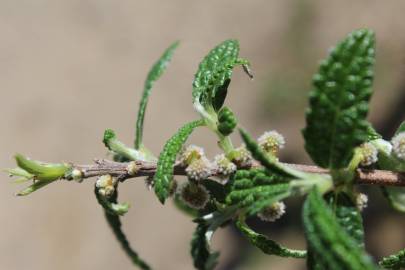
[359,142,378,166]
[356,193,368,211]
[257,201,286,222]
[231,145,253,168]
[96,174,117,198]
[258,130,285,155]
[214,154,237,177]
[178,182,210,209]
[185,157,212,181]
[391,132,405,160]
[179,145,205,166]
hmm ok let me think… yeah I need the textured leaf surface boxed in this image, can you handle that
[379,249,405,270]
[94,187,150,270]
[226,169,291,215]
[192,39,248,114]
[154,120,205,203]
[236,219,306,258]
[327,192,365,247]
[135,41,179,149]
[191,223,219,270]
[303,188,377,270]
[303,29,375,169]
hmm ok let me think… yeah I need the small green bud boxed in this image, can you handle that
[217,107,237,136]
[71,169,83,182]
[185,157,212,181]
[258,130,285,156]
[257,201,286,222]
[391,132,405,160]
[96,175,117,198]
[359,142,378,166]
[178,182,210,210]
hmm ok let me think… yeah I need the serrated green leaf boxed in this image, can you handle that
[236,219,306,258]
[135,41,179,149]
[154,120,205,203]
[303,29,376,169]
[326,192,365,247]
[303,188,378,270]
[192,39,249,117]
[226,168,291,215]
[379,249,405,270]
[191,223,220,270]
[94,186,150,270]
[239,128,305,178]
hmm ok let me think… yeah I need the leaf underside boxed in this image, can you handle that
[191,223,219,270]
[303,29,375,169]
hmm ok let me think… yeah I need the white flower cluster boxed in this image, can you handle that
[232,145,253,168]
[179,145,205,166]
[359,142,378,166]
[391,132,405,160]
[214,154,237,177]
[178,182,210,209]
[185,157,212,181]
[356,193,368,211]
[257,201,286,222]
[96,174,117,197]
[258,130,285,155]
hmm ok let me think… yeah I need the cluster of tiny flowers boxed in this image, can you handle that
[214,154,237,178]
[186,157,212,181]
[232,145,253,168]
[178,182,210,209]
[391,132,405,160]
[257,201,286,222]
[258,130,285,155]
[356,193,368,211]
[96,174,117,197]
[179,145,205,166]
[359,142,378,166]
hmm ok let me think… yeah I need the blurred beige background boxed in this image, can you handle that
[1,1,405,269]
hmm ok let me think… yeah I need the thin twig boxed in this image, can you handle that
[72,159,405,187]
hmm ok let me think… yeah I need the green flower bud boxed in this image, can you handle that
[217,107,237,136]
[179,145,205,166]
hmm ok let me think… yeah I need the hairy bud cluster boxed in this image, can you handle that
[178,182,210,209]
[179,145,205,166]
[96,174,117,197]
[257,201,286,222]
[214,154,237,178]
[231,145,253,168]
[359,142,378,166]
[356,193,368,211]
[186,157,212,181]
[258,130,285,155]
[391,132,405,160]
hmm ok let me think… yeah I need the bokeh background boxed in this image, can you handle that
[1,1,404,269]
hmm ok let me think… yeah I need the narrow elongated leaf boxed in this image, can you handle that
[191,223,220,270]
[192,39,249,116]
[15,154,70,181]
[239,128,305,178]
[379,249,405,270]
[135,41,179,149]
[303,188,378,270]
[236,219,306,258]
[94,187,150,270]
[302,29,375,169]
[154,120,205,203]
